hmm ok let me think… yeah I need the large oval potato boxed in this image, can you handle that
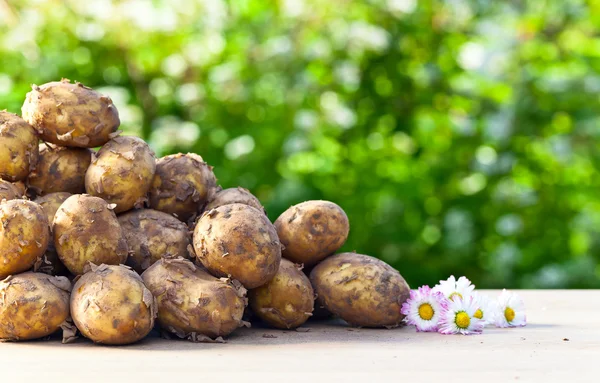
[53,195,128,275]
[142,258,247,340]
[193,203,281,289]
[249,259,314,329]
[21,79,120,148]
[85,136,156,213]
[149,153,218,222]
[0,272,71,341]
[118,209,191,273]
[204,187,265,214]
[0,111,39,182]
[275,200,349,267]
[0,180,21,201]
[0,200,50,279]
[33,192,72,276]
[309,252,410,328]
[28,143,92,196]
[71,264,156,345]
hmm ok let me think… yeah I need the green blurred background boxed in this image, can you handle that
[2,0,600,288]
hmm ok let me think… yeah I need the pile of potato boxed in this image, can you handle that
[0,79,411,344]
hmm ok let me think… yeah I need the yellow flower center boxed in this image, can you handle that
[474,309,483,319]
[504,307,515,322]
[418,303,434,320]
[449,292,463,301]
[455,311,470,329]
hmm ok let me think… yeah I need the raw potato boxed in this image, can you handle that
[0,180,21,201]
[28,143,92,196]
[275,200,349,267]
[0,200,50,279]
[0,111,39,182]
[193,203,281,289]
[142,258,247,340]
[12,181,26,197]
[310,252,410,328]
[21,79,120,148]
[53,195,128,275]
[0,272,71,341]
[85,136,156,213]
[118,209,192,273]
[34,192,72,276]
[249,259,314,329]
[71,264,156,345]
[204,187,265,213]
[149,153,218,222]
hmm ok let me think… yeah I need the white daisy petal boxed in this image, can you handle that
[494,289,526,328]
[433,275,476,301]
[401,286,449,332]
[437,296,484,335]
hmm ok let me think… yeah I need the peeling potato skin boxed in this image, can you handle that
[204,187,265,214]
[28,143,92,196]
[53,195,128,275]
[118,209,192,274]
[0,200,50,279]
[149,153,218,223]
[33,192,72,276]
[193,203,282,289]
[309,252,410,328]
[71,264,156,345]
[275,200,349,267]
[85,136,156,213]
[0,272,71,341]
[21,79,120,148]
[0,180,21,202]
[249,259,314,329]
[0,111,39,182]
[142,258,247,339]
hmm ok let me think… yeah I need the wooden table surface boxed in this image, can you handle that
[1,290,597,382]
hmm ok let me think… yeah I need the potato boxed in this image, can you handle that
[71,264,156,344]
[204,187,265,214]
[275,200,349,267]
[0,111,39,182]
[53,195,128,275]
[33,192,72,276]
[21,79,120,148]
[142,258,247,340]
[149,153,218,222]
[249,259,314,329]
[12,181,26,197]
[0,180,21,201]
[118,209,192,273]
[85,136,156,213]
[0,200,50,279]
[309,252,410,328]
[28,143,92,196]
[0,272,71,341]
[193,203,281,289]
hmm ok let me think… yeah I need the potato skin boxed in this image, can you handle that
[0,111,39,182]
[85,136,156,213]
[33,192,72,276]
[0,180,21,201]
[204,187,265,213]
[0,200,50,279]
[193,203,281,289]
[309,252,410,328]
[21,79,120,148]
[0,272,71,341]
[149,153,218,222]
[28,143,92,196]
[275,200,349,267]
[71,264,156,345]
[249,259,314,329]
[142,258,247,340]
[53,195,128,275]
[118,209,192,273]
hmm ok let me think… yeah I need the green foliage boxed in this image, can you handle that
[1,0,600,288]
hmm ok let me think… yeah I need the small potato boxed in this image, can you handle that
[0,272,71,341]
[249,259,314,329]
[204,187,265,214]
[0,180,21,201]
[149,153,218,222]
[85,136,156,213]
[142,258,247,340]
[53,195,128,275]
[33,192,72,276]
[193,204,281,289]
[0,200,50,279]
[71,264,156,345]
[21,79,120,148]
[0,111,39,182]
[275,200,349,267]
[118,209,192,273]
[28,143,92,196]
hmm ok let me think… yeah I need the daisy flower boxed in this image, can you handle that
[433,275,475,301]
[471,292,496,325]
[494,289,526,328]
[438,296,484,335]
[401,286,448,332]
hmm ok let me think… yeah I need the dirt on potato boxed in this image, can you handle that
[33,192,72,276]
[204,187,265,214]
[0,111,39,182]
